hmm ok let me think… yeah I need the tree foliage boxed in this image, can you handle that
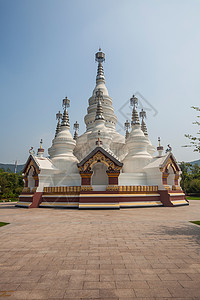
[179,162,200,195]
[184,106,200,152]
[0,168,24,200]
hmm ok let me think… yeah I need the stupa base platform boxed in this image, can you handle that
[16,185,189,209]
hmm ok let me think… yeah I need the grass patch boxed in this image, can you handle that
[186,196,200,200]
[190,221,200,226]
[0,199,18,202]
[0,222,9,227]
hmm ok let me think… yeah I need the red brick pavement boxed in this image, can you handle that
[0,201,200,299]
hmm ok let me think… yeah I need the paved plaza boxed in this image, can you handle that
[0,201,200,299]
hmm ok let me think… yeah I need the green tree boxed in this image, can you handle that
[189,179,200,194]
[185,106,200,152]
[179,162,200,195]
[179,162,191,192]
[0,169,24,200]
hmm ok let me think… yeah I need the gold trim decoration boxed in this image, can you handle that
[78,151,122,173]
[160,156,181,188]
[162,156,179,175]
[25,160,40,177]
[44,186,81,194]
[164,185,171,190]
[110,185,158,193]
[23,158,40,190]
[106,185,119,191]
[80,173,93,178]
[80,186,93,191]
[107,172,120,177]
[172,185,182,191]
[162,173,169,178]
[43,185,159,194]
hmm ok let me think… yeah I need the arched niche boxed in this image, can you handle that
[92,162,108,188]
[167,165,175,187]
[78,148,123,189]
[162,162,177,187]
[27,166,35,189]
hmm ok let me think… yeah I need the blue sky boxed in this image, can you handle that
[0,0,200,164]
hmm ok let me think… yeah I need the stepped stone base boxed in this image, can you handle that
[16,186,189,209]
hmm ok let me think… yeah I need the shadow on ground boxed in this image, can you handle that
[159,223,200,245]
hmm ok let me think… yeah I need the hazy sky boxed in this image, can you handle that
[0,0,200,164]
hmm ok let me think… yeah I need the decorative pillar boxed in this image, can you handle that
[33,175,39,187]
[162,172,169,185]
[107,171,120,186]
[80,172,93,186]
[174,173,179,185]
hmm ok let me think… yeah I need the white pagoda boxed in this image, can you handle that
[17,49,188,209]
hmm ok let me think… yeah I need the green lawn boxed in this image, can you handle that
[0,199,18,202]
[186,196,200,200]
[0,222,9,227]
[190,221,200,226]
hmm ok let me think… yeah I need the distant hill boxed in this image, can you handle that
[190,159,200,166]
[0,163,25,173]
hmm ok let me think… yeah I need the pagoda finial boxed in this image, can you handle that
[95,48,105,83]
[55,110,62,137]
[73,121,79,140]
[124,120,130,139]
[37,139,44,157]
[139,109,148,136]
[130,95,140,126]
[158,137,161,147]
[157,137,164,156]
[95,89,105,121]
[61,96,70,127]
